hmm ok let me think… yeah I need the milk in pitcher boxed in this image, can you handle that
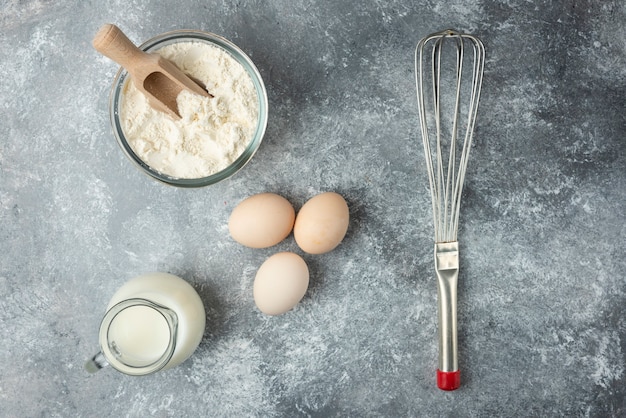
[87,272,206,375]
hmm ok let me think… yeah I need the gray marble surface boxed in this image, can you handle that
[1,1,624,416]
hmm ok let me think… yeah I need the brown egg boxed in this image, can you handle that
[228,193,295,248]
[253,252,309,316]
[294,192,349,254]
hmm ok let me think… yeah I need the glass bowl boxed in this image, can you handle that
[108,30,268,187]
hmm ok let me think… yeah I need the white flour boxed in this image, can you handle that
[120,41,259,179]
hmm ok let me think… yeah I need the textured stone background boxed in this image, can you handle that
[1,1,624,416]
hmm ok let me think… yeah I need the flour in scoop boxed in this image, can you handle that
[120,41,259,179]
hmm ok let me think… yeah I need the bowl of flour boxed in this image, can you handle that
[108,30,268,187]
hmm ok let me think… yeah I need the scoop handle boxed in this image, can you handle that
[92,24,147,74]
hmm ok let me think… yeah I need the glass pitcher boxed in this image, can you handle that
[86,272,206,376]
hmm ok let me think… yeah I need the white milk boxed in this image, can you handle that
[106,272,206,371]
[107,305,171,366]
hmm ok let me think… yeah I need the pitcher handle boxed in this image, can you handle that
[85,351,109,373]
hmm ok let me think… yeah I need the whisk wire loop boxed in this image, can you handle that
[415,30,484,243]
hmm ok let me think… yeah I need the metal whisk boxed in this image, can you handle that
[415,29,485,391]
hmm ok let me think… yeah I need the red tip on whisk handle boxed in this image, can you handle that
[437,369,461,391]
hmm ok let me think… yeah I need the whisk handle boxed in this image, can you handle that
[435,242,460,390]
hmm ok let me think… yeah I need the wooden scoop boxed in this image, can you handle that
[93,24,211,119]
